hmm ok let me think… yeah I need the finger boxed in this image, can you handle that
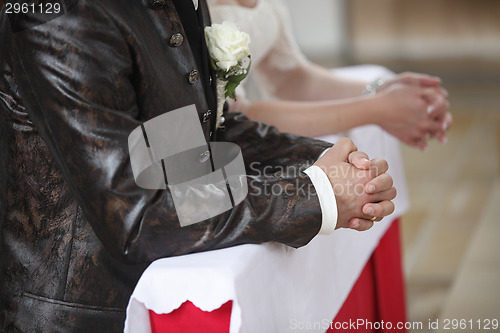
[422,119,445,139]
[329,137,358,162]
[428,111,452,143]
[398,72,442,87]
[368,186,397,203]
[348,151,372,170]
[409,132,428,150]
[417,75,442,87]
[429,96,449,118]
[442,112,453,132]
[369,158,389,177]
[349,218,374,231]
[421,87,441,106]
[406,138,424,149]
[365,173,393,194]
[425,122,447,143]
[436,112,452,144]
[417,140,428,151]
[436,132,448,144]
[398,133,420,148]
[421,87,450,117]
[439,86,449,97]
[362,200,395,219]
[404,134,427,150]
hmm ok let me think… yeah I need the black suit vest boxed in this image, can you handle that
[172,0,218,137]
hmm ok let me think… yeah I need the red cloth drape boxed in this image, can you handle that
[149,220,406,333]
[149,300,232,333]
[331,219,407,332]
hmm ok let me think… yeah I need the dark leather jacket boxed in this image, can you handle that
[0,0,331,331]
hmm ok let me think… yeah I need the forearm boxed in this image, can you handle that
[244,95,384,137]
[267,62,368,102]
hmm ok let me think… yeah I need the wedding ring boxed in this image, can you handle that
[370,216,377,221]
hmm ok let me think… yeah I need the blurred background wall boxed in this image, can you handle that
[348,0,500,62]
[287,1,500,332]
[288,0,500,80]
[286,0,348,64]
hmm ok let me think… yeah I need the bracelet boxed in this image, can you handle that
[363,78,385,95]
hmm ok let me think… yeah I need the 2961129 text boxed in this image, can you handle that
[5,2,61,14]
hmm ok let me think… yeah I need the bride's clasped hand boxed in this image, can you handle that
[373,72,452,150]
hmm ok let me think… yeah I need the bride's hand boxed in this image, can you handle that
[379,72,443,92]
[381,72,452,145]
[421,87,452,143]
[374,82,451,150]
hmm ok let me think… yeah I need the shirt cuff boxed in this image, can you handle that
[303,165,338,235]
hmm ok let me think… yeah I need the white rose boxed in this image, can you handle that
[204,22,251,71]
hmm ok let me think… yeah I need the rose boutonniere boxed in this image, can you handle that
[204,22,251,129]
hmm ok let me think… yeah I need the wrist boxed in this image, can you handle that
[363,78,385,96]
[359,94,387,127]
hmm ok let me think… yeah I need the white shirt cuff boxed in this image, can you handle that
[303,165,338,235]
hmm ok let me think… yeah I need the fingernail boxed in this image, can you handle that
[354,222,360,229]
[426,105,434,114]
[432,76,441,82]
[361,158,370,163]
[442,122,448,131]
[365,206,374,215]
[443,88,449,97]
[368,185,376,193]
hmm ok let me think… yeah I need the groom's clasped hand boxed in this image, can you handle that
[314,137,397,232]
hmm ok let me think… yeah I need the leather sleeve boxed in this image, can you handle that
[7,1,332,264]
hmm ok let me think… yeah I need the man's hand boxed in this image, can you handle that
[313,138,396,231]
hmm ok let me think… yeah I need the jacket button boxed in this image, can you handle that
[188,70,199,84]
[202,110,212,122]
[169,33,184,47]
[199,150,211,163]
[150,0,166,9]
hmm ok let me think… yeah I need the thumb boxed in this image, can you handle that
[417,75,442,87]
[329,137,358,163]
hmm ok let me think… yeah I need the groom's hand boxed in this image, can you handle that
[313,138,396,231]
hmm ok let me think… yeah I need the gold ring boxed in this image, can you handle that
[370,216,377,221]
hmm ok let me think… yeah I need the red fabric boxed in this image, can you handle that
[330,219,407,332]
[149,219,406,333]
[373,220,407,329]
[149,300,232,333]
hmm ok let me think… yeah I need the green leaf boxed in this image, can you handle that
[225,72,247,99]
[224,56,251,99]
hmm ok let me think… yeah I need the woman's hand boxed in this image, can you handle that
[374,72,452,150]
